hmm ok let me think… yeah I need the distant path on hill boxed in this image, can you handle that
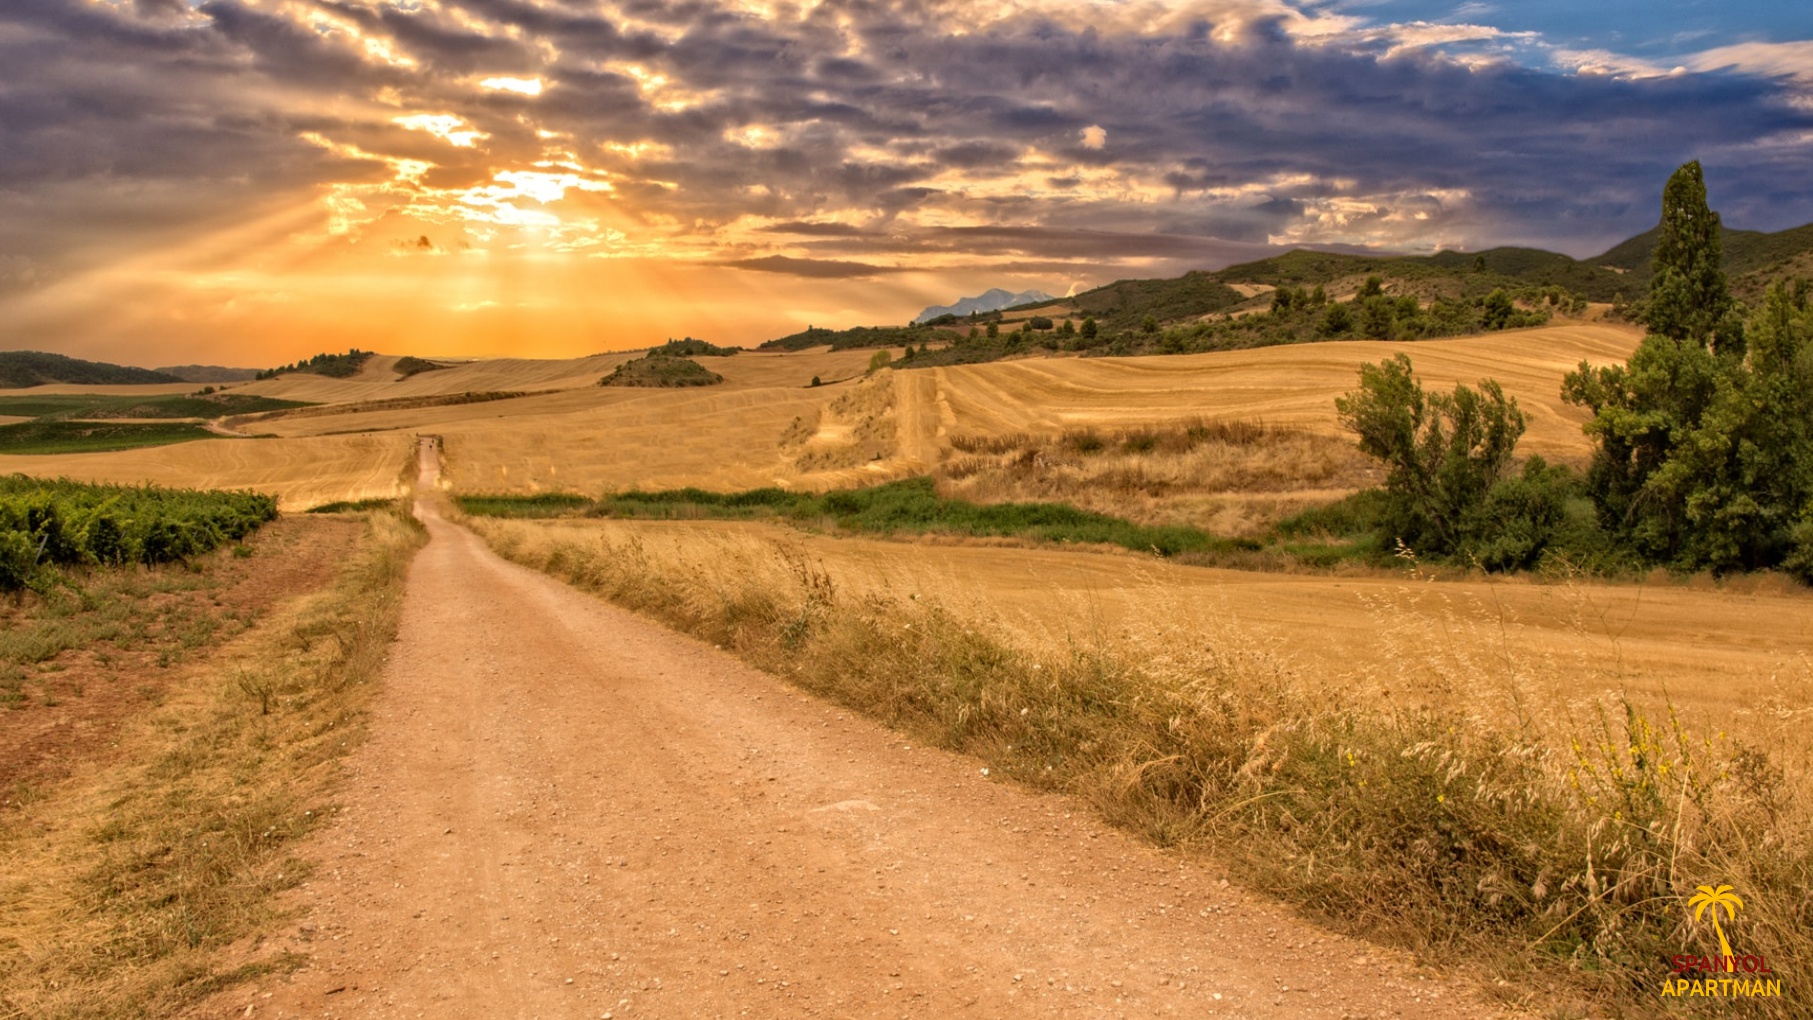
[893,369,945,470]
[224,439,1518,1020]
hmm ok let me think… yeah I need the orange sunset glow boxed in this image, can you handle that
[5,0,1813,366]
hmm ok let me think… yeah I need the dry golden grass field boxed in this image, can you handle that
[7,324,1635,509]
[10,325,1811,1019]
[484,516,1813,745]
[1,433,415,510]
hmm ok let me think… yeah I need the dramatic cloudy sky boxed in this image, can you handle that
[4,0,1813,364]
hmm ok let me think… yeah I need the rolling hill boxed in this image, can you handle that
[154,364,261,383]
[758,220,1813,359]
[0,351,182,388]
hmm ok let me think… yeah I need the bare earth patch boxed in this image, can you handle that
[0,516,360,800]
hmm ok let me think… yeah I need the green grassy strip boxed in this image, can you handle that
[306,497,403,515]
[0,394,311,421]
[0,421,221,455]
[459,478,1259,558]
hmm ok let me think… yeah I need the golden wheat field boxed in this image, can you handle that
[3,433,416,509]
[7,324,1637,508]
[487,515,1813,743]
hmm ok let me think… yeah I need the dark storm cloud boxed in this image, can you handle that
[719,255,905,278]
[3,0,1813,283]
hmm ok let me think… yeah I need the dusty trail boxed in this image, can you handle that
[234,441,1515,1020]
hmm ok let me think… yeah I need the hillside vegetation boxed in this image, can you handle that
[755,218,1813,371]
[392,356,448,378]
[0,421,218,456]
[598,352,725,388]
[649,337,740,357]
[0,351,181,388]
[153,364,260,383]
[0,392,308,421]
[0,392,307,456]
[257,349,375,380]
[759,323,966,353]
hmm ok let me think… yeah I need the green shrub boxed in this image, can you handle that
[0,475,278,590]
[1336,354,1525,558]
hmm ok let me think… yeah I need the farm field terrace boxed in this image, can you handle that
[0,326,1635,512]
[472,515,1813,745]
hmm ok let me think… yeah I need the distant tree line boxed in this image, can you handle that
[256,349,374,380]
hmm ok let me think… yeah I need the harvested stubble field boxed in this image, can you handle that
[476,516,1812,747]
[0,325,1632,512]
[1,432,414,511]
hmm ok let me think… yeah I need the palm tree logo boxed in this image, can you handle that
[1688,885,1744,961]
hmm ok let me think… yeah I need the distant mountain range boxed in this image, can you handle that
[0,351,181,388]
[913,288,1056,324]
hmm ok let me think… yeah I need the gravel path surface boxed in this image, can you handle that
[229,441,1516,1020]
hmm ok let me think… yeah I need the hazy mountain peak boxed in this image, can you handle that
[913,288,1056,324]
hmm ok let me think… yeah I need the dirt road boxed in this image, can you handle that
[228,444,1515,1019]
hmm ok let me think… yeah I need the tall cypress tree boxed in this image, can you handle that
[1566,161,1813,574]
[1645,161,1739,353]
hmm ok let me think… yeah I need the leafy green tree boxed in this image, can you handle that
[1321,304,1354,337]
[985,322,999,339]
[1481,288,1514,330]
[1337,354,1527,556]
[1360,295,1395,340]
[1357,275,1384,300]
[1028,316,1054,331]
[1646,160,1741,354]
[867,349,893,374]
[1141,314,1159,334]
[1080,317,1098,340]
[1563,317,1724,558]
[1565,162,1813,575]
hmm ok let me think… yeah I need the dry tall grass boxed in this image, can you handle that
[0,506,424,1018]
[939,418,1377,534]
[470,516,1810,1019]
